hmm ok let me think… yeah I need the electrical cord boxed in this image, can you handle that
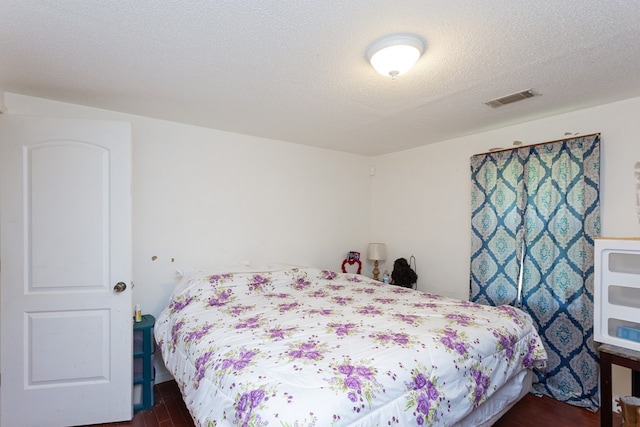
[409,255,417,290]
[409,255,416,274]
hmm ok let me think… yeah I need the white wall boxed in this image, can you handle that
[3,92,374,380]
[373,95,640,402]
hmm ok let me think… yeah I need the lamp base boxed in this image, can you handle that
[372,260,380,281]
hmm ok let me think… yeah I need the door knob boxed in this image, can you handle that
[113,282,127,293]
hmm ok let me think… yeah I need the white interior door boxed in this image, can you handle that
[0,115,132,426]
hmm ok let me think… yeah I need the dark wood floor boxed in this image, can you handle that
[92,380,619,426]
[493,393,608,427]
[92,381,193,427]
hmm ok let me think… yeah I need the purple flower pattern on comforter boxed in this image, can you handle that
[155,267,546,426]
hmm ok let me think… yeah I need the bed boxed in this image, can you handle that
[155,266,547,426]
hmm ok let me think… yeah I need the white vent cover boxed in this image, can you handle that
[484,89,536,108]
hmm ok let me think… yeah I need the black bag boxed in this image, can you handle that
[391,258,417,288]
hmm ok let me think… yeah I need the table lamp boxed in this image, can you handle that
[367,243,387,281]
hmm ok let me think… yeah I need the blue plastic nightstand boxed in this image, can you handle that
[133,314,155,412]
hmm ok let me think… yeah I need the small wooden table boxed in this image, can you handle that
[599,343,640,427]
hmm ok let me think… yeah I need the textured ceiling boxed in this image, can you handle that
[2,1,640,156]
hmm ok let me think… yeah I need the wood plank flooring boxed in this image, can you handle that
[91,381,193,427]
[493,393,606,427]
[91,380,619,426]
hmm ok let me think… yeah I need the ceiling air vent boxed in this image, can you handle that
[484,89,536,108]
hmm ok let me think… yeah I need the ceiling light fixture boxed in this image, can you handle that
[367,34,425,79]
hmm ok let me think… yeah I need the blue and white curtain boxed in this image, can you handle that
[470,135,600,410]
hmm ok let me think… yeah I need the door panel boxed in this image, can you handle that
[1,116,132,426]
[28,310,109,384]
[29,142,107,289]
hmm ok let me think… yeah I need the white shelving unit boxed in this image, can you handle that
[594,237,640,352]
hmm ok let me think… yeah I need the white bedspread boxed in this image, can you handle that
[155,267,546,426]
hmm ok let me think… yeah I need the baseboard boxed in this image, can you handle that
[155,369,174,384]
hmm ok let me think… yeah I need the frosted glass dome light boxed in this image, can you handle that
[367,34,425,79]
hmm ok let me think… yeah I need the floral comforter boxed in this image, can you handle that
[155,267,547,427]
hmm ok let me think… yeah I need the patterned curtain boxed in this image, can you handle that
[470,135,600,410]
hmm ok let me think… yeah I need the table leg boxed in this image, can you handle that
[600,350,613,427]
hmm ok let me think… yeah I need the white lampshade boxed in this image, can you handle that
[367,34,424,79]
[367,243,387,261]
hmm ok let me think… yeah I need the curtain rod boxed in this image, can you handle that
[472,132,601,156]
